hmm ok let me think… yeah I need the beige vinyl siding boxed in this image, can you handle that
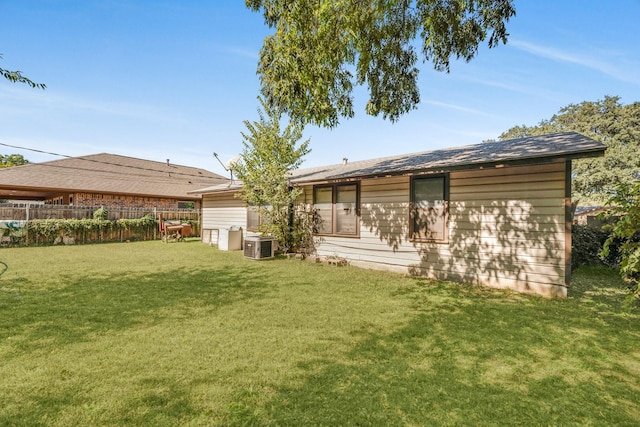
[201,193,248,244]
[314,175,412,264]
[312,161,568,297]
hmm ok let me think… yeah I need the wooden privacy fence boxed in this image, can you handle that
[0,203,199,221]
[0,203,200,246]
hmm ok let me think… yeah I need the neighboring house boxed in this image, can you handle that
[0,153,227,210]
[191,132,606,298]
[573,205,610,227]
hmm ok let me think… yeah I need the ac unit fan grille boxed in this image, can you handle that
[260,240,272,258]
[243,237,275,259]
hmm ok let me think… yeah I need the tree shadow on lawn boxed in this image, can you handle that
[568,265,634,313]
[243,283,640,426]
[1,374,205,427]
[0,263,271,357]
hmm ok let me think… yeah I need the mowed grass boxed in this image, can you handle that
[0,240,638,426]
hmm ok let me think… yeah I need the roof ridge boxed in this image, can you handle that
[293,131,584,175]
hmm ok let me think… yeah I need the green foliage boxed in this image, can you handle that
[93,207,109,220]
[233,97,311,253]
[602,181,640,305]
[0,153,29,168]
[571,224,619,269]
[289,204,317,257]
[21,217,160,246]
[115,215,157,232]
[25,218,113,244]
[498,96,640,204]
[25,219,62,243]
[247,0,515,127]
[0,54,46,89]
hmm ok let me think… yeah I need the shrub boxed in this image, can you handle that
[602,182,640,306]
[93,207,109,220]
[572,224,620,269]
[21,217,159,246]
[288,204,316,257]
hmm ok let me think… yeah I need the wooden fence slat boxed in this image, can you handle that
[0,203,199,220]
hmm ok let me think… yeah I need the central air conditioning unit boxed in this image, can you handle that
[244,236,277,260]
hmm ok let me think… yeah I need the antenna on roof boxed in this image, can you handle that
[213,152,241,181]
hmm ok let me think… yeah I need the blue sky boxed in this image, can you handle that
[1,1,639,177]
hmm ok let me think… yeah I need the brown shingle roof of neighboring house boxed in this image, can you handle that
[0,153,228,200]
[191,132,606,194]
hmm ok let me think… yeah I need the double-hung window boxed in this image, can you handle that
[313,184,359,236]
[411,175,449,242]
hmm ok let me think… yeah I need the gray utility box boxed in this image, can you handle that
[218,227,243,251]
[244,236,277,260]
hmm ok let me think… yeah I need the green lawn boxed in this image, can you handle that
[0,241,638,426]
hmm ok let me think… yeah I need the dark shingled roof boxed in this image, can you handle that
[574,205,605,215]
[288,132,605,184]
[0,153,228,200]
[191,132,606,194]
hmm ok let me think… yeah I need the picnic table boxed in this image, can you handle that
[158,215,192,243]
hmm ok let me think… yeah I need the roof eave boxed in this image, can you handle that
[291,150,606,186]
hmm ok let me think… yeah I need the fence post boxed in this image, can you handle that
[26,203,30,244]
[153,207,157,240]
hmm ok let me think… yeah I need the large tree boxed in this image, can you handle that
[247,0,516,128]
[233,97,311,253]
[497,96,640,204]
[1,54,45,89]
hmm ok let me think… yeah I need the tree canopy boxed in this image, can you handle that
[234,98,311,207]
[0,153,30,168]
[247,0,515,128]
[1,54,46,89]
[497,96,640,204]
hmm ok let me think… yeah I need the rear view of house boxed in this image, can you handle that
[194,132,606,298]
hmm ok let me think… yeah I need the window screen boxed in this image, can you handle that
[412,176,448,241]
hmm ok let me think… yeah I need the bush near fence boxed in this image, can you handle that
[571,224,621,269]
[0,203,200,246]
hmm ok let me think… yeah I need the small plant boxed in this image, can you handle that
[93,207,108,220]
[288,204,317,258]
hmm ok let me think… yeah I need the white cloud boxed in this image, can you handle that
[459,74,567,103]
[422,99,500,118]
[221,46,260,60]
[0,86,188,124]
[510,39,640,85]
